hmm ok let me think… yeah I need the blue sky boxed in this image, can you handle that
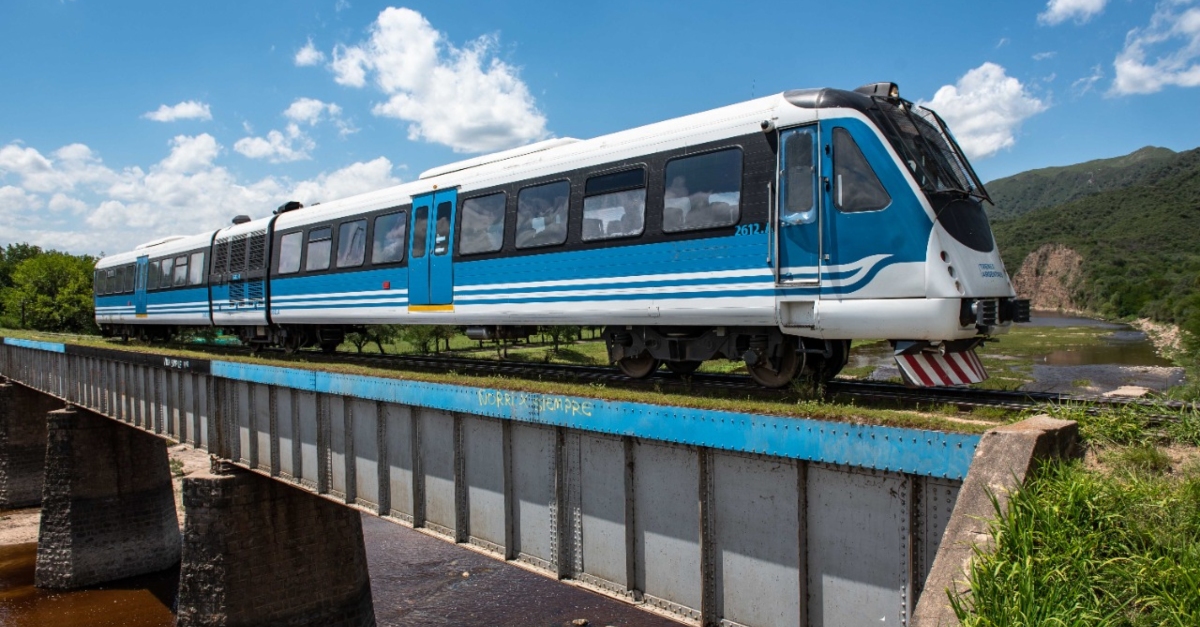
[3,0,1199,255]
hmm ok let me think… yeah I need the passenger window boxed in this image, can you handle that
[372,211,408,264]
[160,258,174,288]
[583,168,646,241]
[781,129,816,225]
[515,180,569,249]
[833,128,890,212]
[106,269,116,295]
[94,270,104,296]
[663,148,742,232]
[174,256,189,286]
[306,227,332,271]
[125,264,136,292]
[189,252,205,285]
[277,232,302,274]
[459,193,505,255]
[148,261,160,290]
[336,219,367,268]
[412,207,428,259]
[433,202,452,256]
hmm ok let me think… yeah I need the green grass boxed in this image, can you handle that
[952,459,1200,626]
[1035,402,1200,447]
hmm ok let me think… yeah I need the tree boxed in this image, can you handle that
[0,243,44,318]
[1,252,97,333]
[399,325,438,354]
[542,325,580,352]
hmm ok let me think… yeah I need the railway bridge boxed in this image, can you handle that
[0,337,1077,626]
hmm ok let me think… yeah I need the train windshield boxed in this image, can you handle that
[869,100,990,204]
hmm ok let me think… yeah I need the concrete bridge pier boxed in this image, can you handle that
[35,405,182,589]
[176,461,376,627]
[0,381,53,509]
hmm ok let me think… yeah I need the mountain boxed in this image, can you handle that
[992,146,1200,334]
[984,146,1177,222]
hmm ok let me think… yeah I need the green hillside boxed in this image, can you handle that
[991,147,1200,347]
[985,146,1177,221]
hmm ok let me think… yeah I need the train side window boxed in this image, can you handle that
[372,211,408,264]
[515,180,569,249]
[277,232,303,274]
[336,219,367,268]
[583,168,646,241]
[106,269,117,295]
[94,270,104,296]
[782,129,816,225]
[189,252,205,285]
[433,202,452,255]
[412,207,428,258]
[160,257,174,288]
[459,193,505,255]
[114,266,126,294]
[832,128,890,213]
[306,227,332,271]
[148,260,161,290]
[663,148,743,232]
[124,264,136,292]
[173,255,189,287]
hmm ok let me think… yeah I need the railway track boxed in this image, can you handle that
[187,342,1195,417]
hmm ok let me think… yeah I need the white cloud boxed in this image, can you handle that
[996,37,1010,49]
[920,62,1048,160]
[47,193,88,214]
[284,97,343,125]
[295,38,326,67]
[0,142,115,194]
[1033,51,1058,61]
[325,7,549,153]
[0,138,405,254]
[142,100,213,122]
[0,185,44,214]
[1111,2,1200,95]
[234,124,315,162]
[288,157,401,205]
[1073,64,1105,95]
[159,134,221,173]
[1039,0,1108,26]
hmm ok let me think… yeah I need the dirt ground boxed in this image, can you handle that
[0,443,211,545]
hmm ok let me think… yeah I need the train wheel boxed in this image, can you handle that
[747,338,804,388]
[617,353,661,379]
[821,340,851,381]
[665,360,702,376]
[282,333,304,355]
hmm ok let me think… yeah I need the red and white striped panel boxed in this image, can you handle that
[895,349,987,387]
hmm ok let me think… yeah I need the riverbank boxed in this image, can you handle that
[1,442,679,626]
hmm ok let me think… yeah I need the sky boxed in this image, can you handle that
[2,0,1199,256]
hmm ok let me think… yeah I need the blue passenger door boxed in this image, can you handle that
[777,125,823,286]
[408,188,458,307]
[134,255,149,316]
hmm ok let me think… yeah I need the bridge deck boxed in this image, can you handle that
[2,337,976,626]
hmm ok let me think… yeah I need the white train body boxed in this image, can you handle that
[95,84,1028,387]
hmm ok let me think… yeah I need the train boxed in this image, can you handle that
[93,82,1029,388]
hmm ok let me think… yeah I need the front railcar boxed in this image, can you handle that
[840,83,1030,385]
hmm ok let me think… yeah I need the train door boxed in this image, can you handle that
[776,125,823,286]
[818,119,903,299]
[134,255,149,316]
[408,188,458,307]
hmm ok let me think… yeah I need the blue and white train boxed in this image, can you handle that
[94,83,1029,388]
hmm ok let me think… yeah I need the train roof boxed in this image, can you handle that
[97,230,217,268]
[108,87,881,250]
